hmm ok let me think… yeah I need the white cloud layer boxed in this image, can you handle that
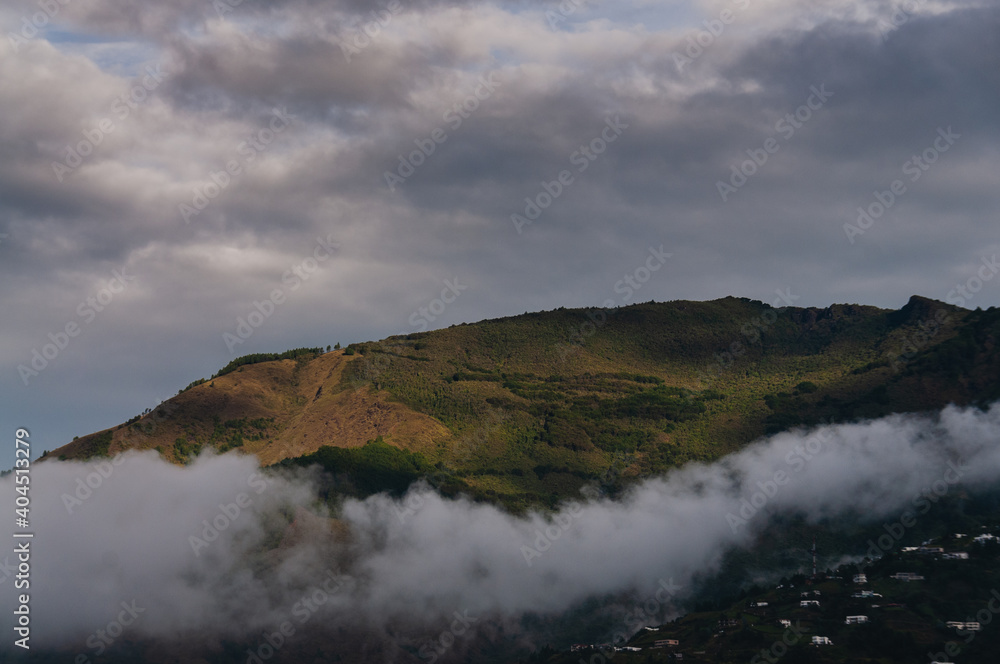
[2,402,1000,659]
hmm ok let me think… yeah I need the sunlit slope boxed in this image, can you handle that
[50,296,1000,505]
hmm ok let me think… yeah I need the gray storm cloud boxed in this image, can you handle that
[3,401,1000,659]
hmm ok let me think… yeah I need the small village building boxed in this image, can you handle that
[945,621,980,632]
[852,590,881,598]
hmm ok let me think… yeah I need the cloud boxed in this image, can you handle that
[3,402,1000,660]
[1,0,998,471]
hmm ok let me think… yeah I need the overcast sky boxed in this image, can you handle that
[1,0,998,468]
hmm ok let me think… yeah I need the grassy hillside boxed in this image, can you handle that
[50,295,1000,508]
[52,348,451,467]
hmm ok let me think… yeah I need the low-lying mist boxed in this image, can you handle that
[4,402,1000,662]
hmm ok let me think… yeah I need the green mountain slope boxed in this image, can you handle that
[50,295,1000,508]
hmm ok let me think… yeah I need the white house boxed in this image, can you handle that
[811,636,833,645]
[852,590,882,598]
[778,619,791,628]
[853,574,867,584]
[945,621,980,632]
[891,572,925,581]
[942,552,969,560]
[800,600,820,608]
[845,615,869,625]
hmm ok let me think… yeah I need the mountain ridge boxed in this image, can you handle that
[47,295,1000,507]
